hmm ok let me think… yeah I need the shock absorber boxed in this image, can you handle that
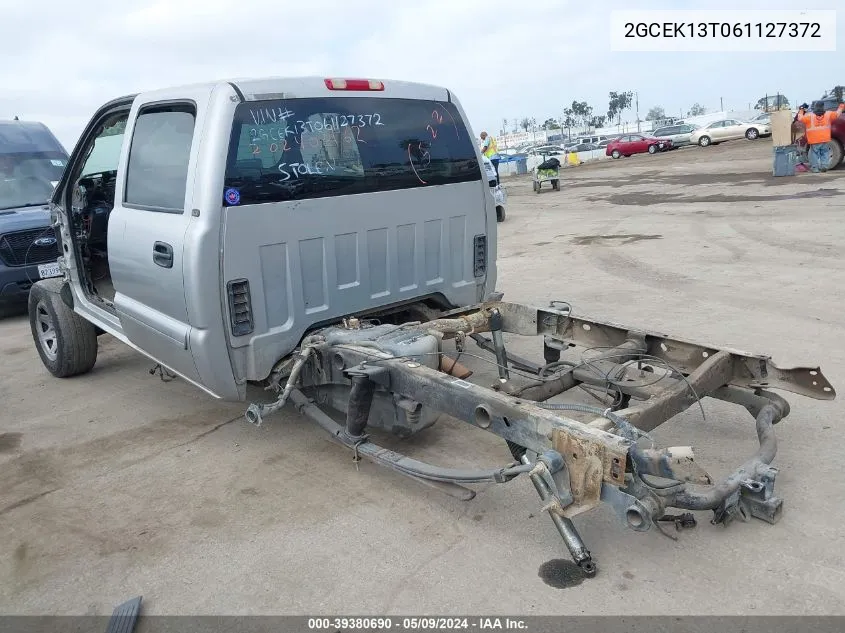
[489,308,509,382]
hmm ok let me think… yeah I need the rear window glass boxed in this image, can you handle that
[223,97,480,206]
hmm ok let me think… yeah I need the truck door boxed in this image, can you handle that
[107,90,238,399]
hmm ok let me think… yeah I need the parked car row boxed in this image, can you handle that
[504,116,773,162]
[606,117,773,158]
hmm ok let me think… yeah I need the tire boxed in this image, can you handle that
[552,179,560,191]
[611,149,621,159]
[828,139,844,170]
[533,181,540,193]
[745,128,759,140]
[648,144,657,154]
[29,279,98,377]
[698,136,711,147]
[496,206,506,222]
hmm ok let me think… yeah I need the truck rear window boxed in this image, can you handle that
[223,97,480,206]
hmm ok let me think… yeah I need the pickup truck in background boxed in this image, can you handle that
[0,120,68,310]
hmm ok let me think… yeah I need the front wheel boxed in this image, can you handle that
[29,279,98,377]
[746,128,759,140]
[496,206,506,222]
[611,149,621,159]
[698,136,711,147]
[648,144,657,154]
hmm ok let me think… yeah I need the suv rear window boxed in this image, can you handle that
[223,97,480,206]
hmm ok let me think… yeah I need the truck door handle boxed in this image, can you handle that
[153,241,174,268]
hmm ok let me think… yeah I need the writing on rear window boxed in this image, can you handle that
[408,104,461,185]
[277,160,338,181]
[224,97,480,206]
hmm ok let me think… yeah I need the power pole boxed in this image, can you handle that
[720,96,724,112]
[635,92,640,133]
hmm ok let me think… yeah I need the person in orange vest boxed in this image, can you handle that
[798,101,840,172]
[839,102,845,114]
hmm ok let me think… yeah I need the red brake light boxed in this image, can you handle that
[324,78,384,91]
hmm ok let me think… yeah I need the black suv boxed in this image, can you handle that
[0,120,68,310]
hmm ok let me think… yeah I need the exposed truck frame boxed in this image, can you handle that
[242,297,835,576]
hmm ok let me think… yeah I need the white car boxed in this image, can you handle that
[689,119,772,146]
[482,155,507,222]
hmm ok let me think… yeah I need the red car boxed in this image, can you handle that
[605,134,672,159]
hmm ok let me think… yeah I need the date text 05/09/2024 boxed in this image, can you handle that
[307,617,528,630]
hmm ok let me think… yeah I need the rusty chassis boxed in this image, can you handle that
[246,300,835,577]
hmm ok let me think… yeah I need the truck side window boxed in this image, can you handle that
[125,105,196,212]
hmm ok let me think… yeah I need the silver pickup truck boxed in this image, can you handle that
[29,76,835,577]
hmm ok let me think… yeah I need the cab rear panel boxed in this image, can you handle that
[215,81,496,384]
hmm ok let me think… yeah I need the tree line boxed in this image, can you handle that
[504,92,707,137]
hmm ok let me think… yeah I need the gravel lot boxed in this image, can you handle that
[2,140,844,615]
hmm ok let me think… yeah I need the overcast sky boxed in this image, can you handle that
[1,0,841,149]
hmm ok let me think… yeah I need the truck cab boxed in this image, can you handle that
[32,77,498,400]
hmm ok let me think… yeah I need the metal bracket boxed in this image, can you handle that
[346,364,390,388]
[455,330,466,353]
[739,466,783,524]
[712,466,782,526]
[532,450,574,511]
[712,489,749,526]
[599,483,658,532]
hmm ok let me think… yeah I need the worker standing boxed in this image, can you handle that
[479,131,500,182]
[798,101,840,173]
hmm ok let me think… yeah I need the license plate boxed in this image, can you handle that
[38,262,62,279]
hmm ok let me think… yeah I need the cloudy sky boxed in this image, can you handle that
[2,0,841,149]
